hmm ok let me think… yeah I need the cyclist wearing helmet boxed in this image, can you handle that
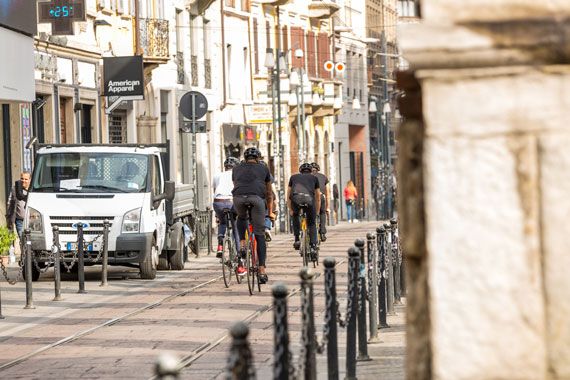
[213,157,240,259]
[232,147,273,283]
[311,162,329,242]
[287,163,321,257]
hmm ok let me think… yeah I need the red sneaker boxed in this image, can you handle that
[236,264,247,276]
[216,245,223,258]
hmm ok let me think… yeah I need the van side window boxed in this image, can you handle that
[151,156,162,196]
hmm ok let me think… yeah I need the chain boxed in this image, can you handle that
[61,249,79,272]
[32,248,56,273]
[316,269,334,353]
[0,248,25,285]
[337,257,357,328]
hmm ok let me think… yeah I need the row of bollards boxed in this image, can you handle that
[0,221,111,318]
[219,218,405,380]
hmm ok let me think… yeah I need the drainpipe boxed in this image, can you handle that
[134,0,140,55]
[220,0,227,110]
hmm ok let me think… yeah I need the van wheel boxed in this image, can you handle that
[23,262,41,282]
[158,251,169,270]
[140,236,158,279]
[168,232,185,270]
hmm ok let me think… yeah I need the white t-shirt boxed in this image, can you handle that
[213,170,234,200]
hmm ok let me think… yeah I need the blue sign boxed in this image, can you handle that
[71,222,90,230]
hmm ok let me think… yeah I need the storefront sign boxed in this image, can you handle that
[244,104,287,124]
[103,56,144,97]
[0,0,37,36]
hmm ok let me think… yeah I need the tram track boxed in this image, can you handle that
[0,238,321,375]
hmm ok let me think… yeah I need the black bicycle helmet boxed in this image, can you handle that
[243,147,261,160]
[299,163,313,173]
[311,162,320,171]
[224,157,240,169]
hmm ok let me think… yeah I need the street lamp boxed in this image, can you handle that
[290,48,306,163]
[265,48,287,233]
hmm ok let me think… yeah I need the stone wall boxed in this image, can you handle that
[398,1,570,379]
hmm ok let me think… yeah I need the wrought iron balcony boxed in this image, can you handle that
[176,51,185,85]
[204,58,211,89]
[191,55,199,87]
[138,18,169,63]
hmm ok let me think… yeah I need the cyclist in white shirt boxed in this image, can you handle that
[213,157,240,259]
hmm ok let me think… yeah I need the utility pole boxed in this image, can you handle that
[276,7,286,233]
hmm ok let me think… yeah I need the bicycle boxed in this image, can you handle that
[244,203,261,295]
[298,205,317,268]
[220,208,242,288]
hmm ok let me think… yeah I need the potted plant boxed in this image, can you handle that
[0,226,17,265]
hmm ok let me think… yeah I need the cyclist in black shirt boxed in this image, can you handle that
[311,162,329,242]
[287,163,321,257]
[232,147,273,284]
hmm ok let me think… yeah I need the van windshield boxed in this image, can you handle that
[31,152,149,193]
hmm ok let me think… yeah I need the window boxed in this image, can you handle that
[151,155,162,197]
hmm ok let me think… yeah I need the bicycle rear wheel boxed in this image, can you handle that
[300,229,308,267]
[221,235,233,288]
[246,237,254,295]
[254,239,261,292]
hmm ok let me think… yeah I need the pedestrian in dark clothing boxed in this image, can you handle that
[6,171,31,238]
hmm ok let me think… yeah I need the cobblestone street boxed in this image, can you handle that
[0,221,405,379]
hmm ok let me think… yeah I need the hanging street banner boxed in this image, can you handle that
[103,56,144,97]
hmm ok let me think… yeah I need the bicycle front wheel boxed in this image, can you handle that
[246,238,254,295]
[221,235,233,288]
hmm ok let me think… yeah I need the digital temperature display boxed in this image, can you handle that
[38,0,86,35]
[48,6,74,18]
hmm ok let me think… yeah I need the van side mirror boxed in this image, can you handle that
[152,181,175,206]
[164,181,175,201]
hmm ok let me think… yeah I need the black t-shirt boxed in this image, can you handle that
[232,162,271,198]
[313,172,329,192]
[288,173,319,197]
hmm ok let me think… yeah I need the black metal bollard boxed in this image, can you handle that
[154,353,180,379]
[391,219,402,305]
[384,223,395,315]
[24,229,34,309]
[77,224,86,294]
[225,321,256,379]
[366,233,380,342]
[355,239,371,361]
[53,226,62,301]
[376,227,389,328]
[100,219,110,287]
[323,257,339,380]
[300,268,317,380]
[272,283,290,380]
[345,246,360,380]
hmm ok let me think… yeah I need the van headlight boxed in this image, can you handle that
[28,207,43,233]
[122,208,141,233]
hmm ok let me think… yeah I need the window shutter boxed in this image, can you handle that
[307,31,316,77]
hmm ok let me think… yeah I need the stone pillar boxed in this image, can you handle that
[398,2,570,379]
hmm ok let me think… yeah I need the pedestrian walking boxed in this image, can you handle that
[6,171,31,238]
[332,183,340,224]
[344,180,358,223]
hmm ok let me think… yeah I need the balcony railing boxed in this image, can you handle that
[204,58,211,89]
[176,51,185,85]
[138,18,169,60]
[191,55,198,87]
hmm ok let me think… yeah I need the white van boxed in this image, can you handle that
[25,143,193,280]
